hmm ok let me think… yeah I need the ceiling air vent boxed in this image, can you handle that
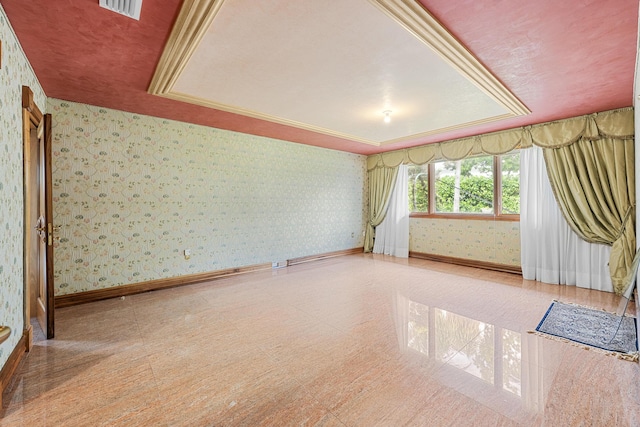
[99,0,142,20]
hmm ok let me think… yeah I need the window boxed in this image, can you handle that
[408,151,520,219]
[408,164,429,212]
[500,151,520,215]
[434,156,494,214]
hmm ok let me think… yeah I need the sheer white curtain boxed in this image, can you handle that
[520,146,612,291]
[373,164,409,257]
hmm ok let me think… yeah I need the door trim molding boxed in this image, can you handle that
[43,114,54,338]
[22,85,54,341]
[21,85,42,122]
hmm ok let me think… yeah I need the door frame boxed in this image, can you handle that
[22,86,55,345]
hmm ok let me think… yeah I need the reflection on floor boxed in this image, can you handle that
[29,319,46,344]
[406,300,522,392]
[2,254,639,426]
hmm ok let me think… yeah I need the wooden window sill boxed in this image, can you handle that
[409,213,520,222]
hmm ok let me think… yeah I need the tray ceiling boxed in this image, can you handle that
[1,0,636,154]
[150,0,528,147]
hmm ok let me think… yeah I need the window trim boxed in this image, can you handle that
[409,153,520,221]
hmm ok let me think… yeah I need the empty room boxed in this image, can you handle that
[1,0,640,425]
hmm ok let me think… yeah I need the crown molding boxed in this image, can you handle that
[369,0,530,117]
[162,90,381,146]
[378,112,516,146]
[148,0,225,95]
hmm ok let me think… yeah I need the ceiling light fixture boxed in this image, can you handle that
[383,110,392,123]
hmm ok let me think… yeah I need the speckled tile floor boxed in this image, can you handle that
[2,254,639,426]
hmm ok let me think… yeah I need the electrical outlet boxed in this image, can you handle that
[184,249,191,260]
[351,232,355,238]
[272,261,287,269]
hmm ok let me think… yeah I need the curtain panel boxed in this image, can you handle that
[520,146,613,291]
[373,164,410,257]
[365,166,399,252]
[543,138,635,294]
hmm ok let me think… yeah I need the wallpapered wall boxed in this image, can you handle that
[410,218,521,266]
[0,6,47,369]
[48,99,367,296]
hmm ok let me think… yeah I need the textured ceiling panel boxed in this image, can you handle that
[169,0,512,145]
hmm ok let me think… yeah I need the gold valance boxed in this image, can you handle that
[367,107,633,170]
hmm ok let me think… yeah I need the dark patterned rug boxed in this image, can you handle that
[535,300,638,360]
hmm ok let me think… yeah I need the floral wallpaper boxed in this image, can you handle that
[410,218,521,267]
[0,6,46,369]
[49,99,367,296]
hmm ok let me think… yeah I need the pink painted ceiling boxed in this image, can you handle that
[2,0,637,155]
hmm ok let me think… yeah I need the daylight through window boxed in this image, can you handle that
[408,151,520,218]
